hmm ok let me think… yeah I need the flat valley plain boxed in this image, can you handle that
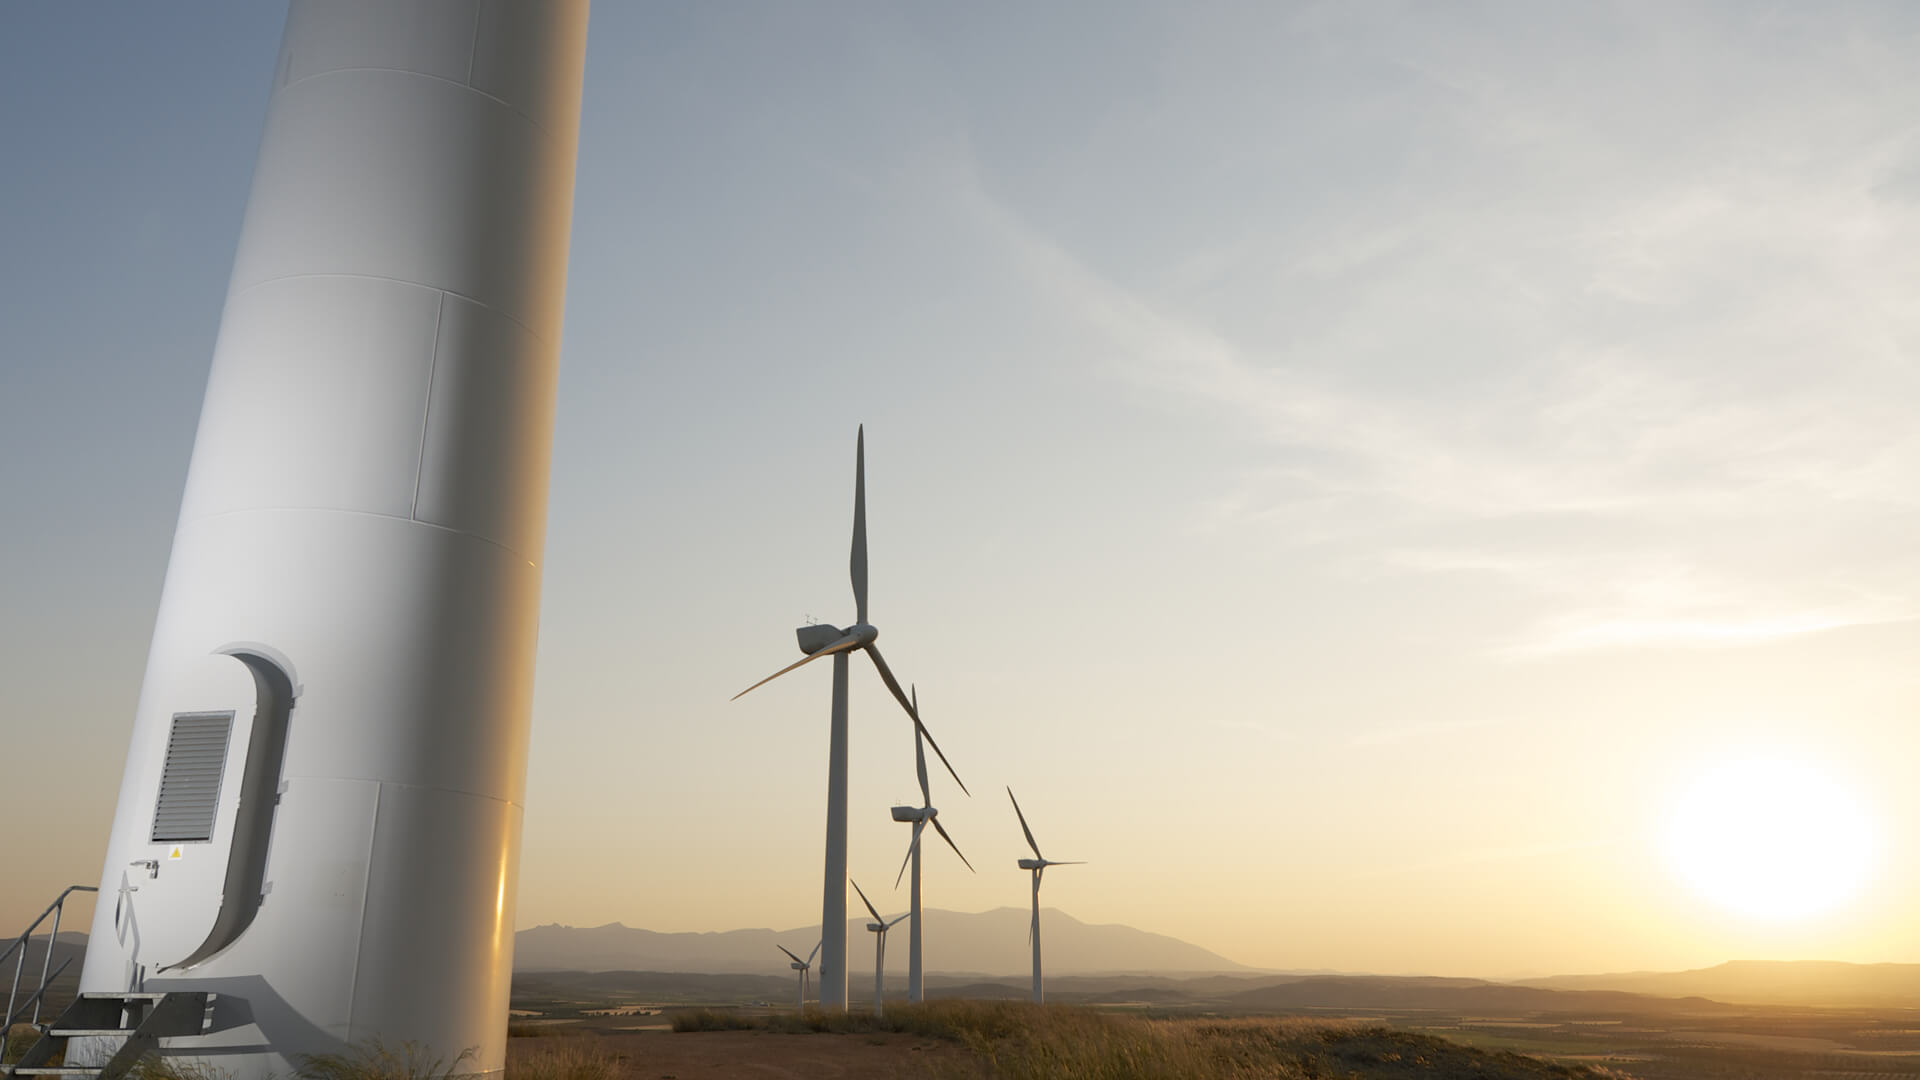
[511,969,1920,1079]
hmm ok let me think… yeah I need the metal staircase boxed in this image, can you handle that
[2,886,215,1080]
[4,993,215,1080]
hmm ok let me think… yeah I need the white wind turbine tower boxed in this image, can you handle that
[1008,787,1084,1004]
[777,941,822,1013]
[735,426,969,1011]
[851,879,909,1015]
[893,687,975,1003]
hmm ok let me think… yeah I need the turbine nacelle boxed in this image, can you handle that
[795,622,877,654]
[891,805,932,822]
[1017,858,1045,870]
[794,624,844,654]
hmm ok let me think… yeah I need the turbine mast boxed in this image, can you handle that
[74,6,588,1077]
[819,653,850,1009]
[1031,870,1044,1004]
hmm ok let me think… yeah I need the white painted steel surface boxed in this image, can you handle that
[78,4,588,1077]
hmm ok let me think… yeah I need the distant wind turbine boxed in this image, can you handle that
[1008,787,1084,1004]
[851,879,909,1016]
[777,940,822,1012]
[735,426,969,1010]
[893,687,975,1003]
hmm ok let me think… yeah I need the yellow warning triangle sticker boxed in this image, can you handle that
[168,846,183,860]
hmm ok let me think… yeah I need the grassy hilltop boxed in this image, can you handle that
[513,1001,1620,1080]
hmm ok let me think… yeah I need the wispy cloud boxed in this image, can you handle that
[922,15,1920,659]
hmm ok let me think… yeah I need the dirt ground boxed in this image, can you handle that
[508,1028,974,1080]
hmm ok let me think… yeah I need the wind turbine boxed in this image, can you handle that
[734,426,969,1011]
[892,687,974,1002]
[777,941,822,1012]
[851,879,908,1015]
[1008,787,1084,1004]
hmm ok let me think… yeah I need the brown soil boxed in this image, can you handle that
[508,1028,971,1079]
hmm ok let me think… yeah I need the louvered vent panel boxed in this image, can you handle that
[151,711,234,843]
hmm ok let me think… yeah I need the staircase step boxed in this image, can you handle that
[49,1029,135,1037]
[78,994,165,1003]
[10,1069,104,1077]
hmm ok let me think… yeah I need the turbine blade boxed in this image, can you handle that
[851,425,868,626]
[929,814,975,873]
[731,632,860,700]
[886,912,910,929]
[808,939,823,965]
[912,687,930,806]
[866,645,969,795]
[777,944,803,965]
[1008,787,1043,859]
[895,818,925,888]
[852,878,883,923]
[1048,860,1087,866]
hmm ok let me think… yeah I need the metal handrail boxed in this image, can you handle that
[2,957,73,1036]
[2,885,96,1064]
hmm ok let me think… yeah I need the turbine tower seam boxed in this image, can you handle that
[223,272,555,347]
[273,66,561,140]
[410,289,449,521]
[175,506,540,564]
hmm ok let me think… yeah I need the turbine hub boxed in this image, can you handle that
[848,623,878,646]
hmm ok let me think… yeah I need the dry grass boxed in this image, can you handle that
[504,1038,621,1080]
[668,1008,759,1032]
[664,1001,1631,1080]
[128,1055,233,1080]
[295,1039,476,1080]
[3,1024,42,1066]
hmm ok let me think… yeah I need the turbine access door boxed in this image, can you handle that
[118,649,295,977]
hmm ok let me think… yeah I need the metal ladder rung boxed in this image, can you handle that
[78,995,166,1003]
[10,1069,104,1077]
[47,1029,134,1037]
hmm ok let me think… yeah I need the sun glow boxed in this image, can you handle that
[1666,758,1876,923]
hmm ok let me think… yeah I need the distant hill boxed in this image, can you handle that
[1520,960,1920,1007]
[1229,974,1739,1016]
[4,932,88,1009]
[514,965,1752,1017]
[5,933,87,978]
[514,907,1251,976]
[512,969,794,1005]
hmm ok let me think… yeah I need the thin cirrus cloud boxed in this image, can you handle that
[922,60,1920,660]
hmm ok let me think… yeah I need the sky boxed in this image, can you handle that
[5,2,1920,980]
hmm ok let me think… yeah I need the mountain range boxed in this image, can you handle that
[514,906,1251,976]
[1519,960,1920,1007]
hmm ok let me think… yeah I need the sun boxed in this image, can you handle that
[1665,757,1876,922]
